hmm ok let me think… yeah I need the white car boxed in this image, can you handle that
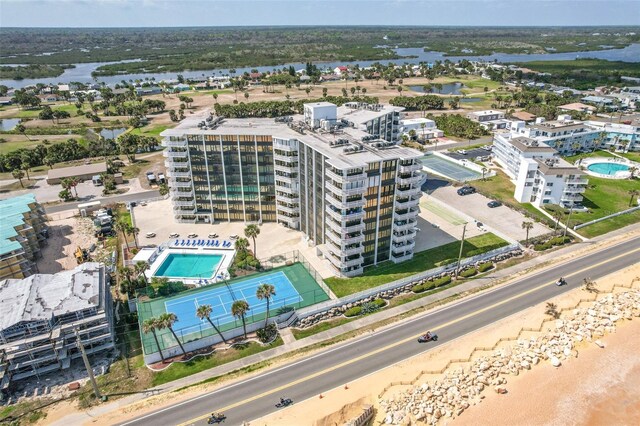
[229,234,239,240]
[145,232,156,238]
[457,149,468,155]
[169,233,179,238]
[188,233,198,238]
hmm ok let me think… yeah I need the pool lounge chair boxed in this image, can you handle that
[211,240,218,247]
[223,241,231,248]
[180,240,186,246]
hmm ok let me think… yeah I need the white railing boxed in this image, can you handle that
[395,198,420,210]
[297,243,520,319]
[167,170,192,178]
[172,180,193,188]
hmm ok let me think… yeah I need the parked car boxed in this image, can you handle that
[145,232,156,238]
[457,186,476,196]
[229,234,239,240]
[479,155,492,162]
[487,200,502,208]
[188,233,198,238]
[169,233,180,238]
[208,233,219,238]
[482,145,493,151]
[457,149,468,155]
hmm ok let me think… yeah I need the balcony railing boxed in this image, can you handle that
[164,139,187,148]
[326,169,366,184]
[563,186,587,194]
[394,208,419,222]
[392,231,416,244]
[167,170,192,178]
[276,204,299,215]
[395,197,420,210]
[325,181,365,196]
[565,178,589,185]
[392,240,415,252]
[274,163,296,173]
[171,180,193,188]
[173,199,196,207]
[173,206,196,214]
[398,162,422,174]
[561,194,584,201]
[170,188,194,197]
[342,256,364,268]
[164,158,190,167]
[397,174,425,186]
[275,174,297,184]
[163,150,188,159]
[396,186,422,197]
[273,152,299,162]
[393,220,417,232]
[390,252,413,263]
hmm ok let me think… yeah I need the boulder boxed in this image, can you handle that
[550,356,561,367]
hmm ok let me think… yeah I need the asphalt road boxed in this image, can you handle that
[121,237,640,426]
[44,190,160,214]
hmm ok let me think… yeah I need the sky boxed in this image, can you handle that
[1,0,639,28]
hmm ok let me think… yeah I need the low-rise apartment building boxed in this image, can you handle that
[466,109,509,130]
[0,263,114,391]
[0,195,48,281]
[399,118,444,141]
[161,102,423,277]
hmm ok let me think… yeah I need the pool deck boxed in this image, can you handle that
[578,156,636,179]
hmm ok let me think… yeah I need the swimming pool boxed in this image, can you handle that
[587,162,630,176]
[154,253,223,279]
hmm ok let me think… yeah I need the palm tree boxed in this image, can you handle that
[196,304,227,344]
[552,211,564,233]
[522,221,533,245]
[244,224,260,257]
[159,312,186,356]
[256,283,276,329]
[234,237,249,253]
[114,220,128,245]
[15,124,30,141]
[231,300,250,339]
[12,169,25,187]
[481,167,488,181]
[134,261,149,286]
[142,318,166,363]
[628,189,640,207]
[582,277,598,294]
[126,223,140,249]
[628,167,638,180]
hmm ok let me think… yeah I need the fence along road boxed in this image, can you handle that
[120,236,640,426]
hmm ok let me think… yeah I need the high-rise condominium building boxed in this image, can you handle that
[161,102,425,276]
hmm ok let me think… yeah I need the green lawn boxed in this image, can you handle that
[567,176,640,238]
[324,233,508,297]
[152,338,283,386]
[563,150,615,164]
[619,151,640,163]
[129,124,169,139]
[292,317,355,340]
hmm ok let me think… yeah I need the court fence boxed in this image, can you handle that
[296,243,521,319]
[257,250,333,297]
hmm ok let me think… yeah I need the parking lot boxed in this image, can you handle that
[430,185,550,242]
[445,146,492,161]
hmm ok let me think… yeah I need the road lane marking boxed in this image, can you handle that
[176,246,640,425]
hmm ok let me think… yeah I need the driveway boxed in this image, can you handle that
[430,185,550,242]
[445,147,491,161]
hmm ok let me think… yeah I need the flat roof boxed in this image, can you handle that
[558,102,595,111]
[0,263,104,331]
[534,157,585,175]
[0,194,38,256]
[48,162,107,180]
[510,137,557,153]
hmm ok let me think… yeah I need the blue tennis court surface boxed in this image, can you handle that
[164,270,301,335]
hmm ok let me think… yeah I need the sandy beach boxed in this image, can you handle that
[254,263,640,426]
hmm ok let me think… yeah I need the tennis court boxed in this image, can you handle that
[420,153,481,182]
[137,262,329,355]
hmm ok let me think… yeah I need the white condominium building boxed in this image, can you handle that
[161,102,424,277]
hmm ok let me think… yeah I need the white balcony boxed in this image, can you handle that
[276,184,298,194]
[173,205,196,214]
[343,221,365,233]
[565,178,589,185]
[563,185,587,194]
[274,163,296,173]
[173,199,196,207]
[343,233,365,244]
[396,186,422,197]
[326,169,366,184]
[276,192,299,202]
[325,228,343,245]
[397,174,425,186]
[325,206,364,222]
[163,138,187,148]
[276,204,299,215]
[392,231,416,244]
[342,256,364,268]
[393,220,417,233]
[395,197,420,210]
[167,170,192,178]
[170,188,194,197]
[273,143,298,152]
[392,240,415,252]
[163,150,188,159]
[394,208,419,222]
[399,162,422,173]
[561,194,584,202]
[172,180,193,188]
[342,244,364,257]
[325,206,343,221]
[326,218,344,234]
[164,158,190,167]
[325,180,365,196]
[390,252,413,263]
[273,152,298,162]
[275,174,297,184]
[341,266,364,277]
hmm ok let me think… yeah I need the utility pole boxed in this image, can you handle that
[563,205,574,238]
[455,223,467,278]
[75,329,102,399]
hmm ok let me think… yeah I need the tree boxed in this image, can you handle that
[15,124,30,141]
[244,224,260,257]
[12,169,25,187]
[212,93,218,103]
[196,304,227,344]
[256,283,276,329]
[481,167,488,181]
[628,167,638,180]
[142,318,166,363]
[126,223,140,249]
[231,300,250,339]
[134,261,149,286]
[552,210,564,233]
[158,313,187,356]
[545,302,560,319]
[114,220,129,245]
[158,182,169,196]
[234,237,249,253]
[628,189,639,207]
[522,221,533,244]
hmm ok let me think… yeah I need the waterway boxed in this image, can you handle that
[409,82,465,95]
[0,118,21,131]
[2,44,639,89]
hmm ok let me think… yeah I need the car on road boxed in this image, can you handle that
[457,186,476,196]
[487,200,502,208]
[482,145,493,151]
[457,149,468,155]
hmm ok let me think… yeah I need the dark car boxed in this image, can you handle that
[487,200,502,208]
[457,186,476,196]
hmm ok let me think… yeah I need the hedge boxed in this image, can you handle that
[373,298,387,308]
[434,276,452,287]
[478,262,494,273]
[459,268,478,278]
[344,306,362,317]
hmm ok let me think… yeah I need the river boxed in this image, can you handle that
[2,44,639,89]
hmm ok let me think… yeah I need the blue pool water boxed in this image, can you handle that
[155,253,223,279]
[587,162,629,176]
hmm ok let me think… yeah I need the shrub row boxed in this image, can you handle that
[459,268,478,278]
[344,298,387,318]
[411,275,452,293]
[534,236,572,251]
[478,262,494,273]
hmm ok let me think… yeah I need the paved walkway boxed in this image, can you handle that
[49,223,640,426]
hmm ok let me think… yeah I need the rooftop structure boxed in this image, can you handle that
[46,162,107,185]
[0,194,48,281]
[558,102,596,113]
[0,263,114,390]
[161,102,423,277]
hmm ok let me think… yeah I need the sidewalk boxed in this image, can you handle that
[49,224,640,426]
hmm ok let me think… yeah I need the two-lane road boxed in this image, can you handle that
[122,237,640,426]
